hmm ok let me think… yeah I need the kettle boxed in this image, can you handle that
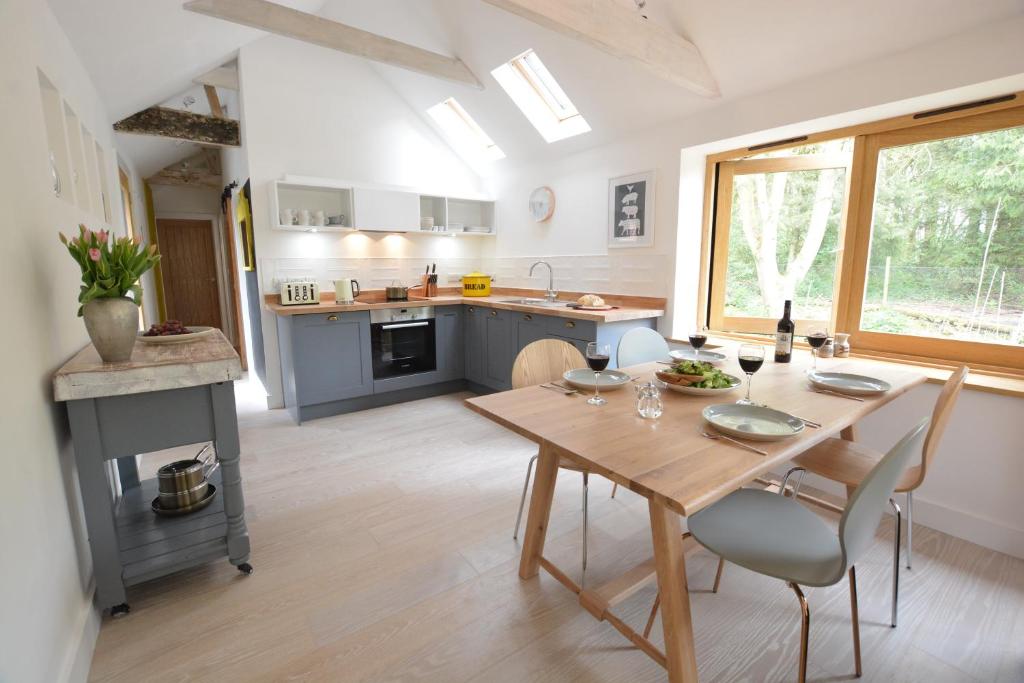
[333,278,360,304]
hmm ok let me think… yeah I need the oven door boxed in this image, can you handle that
[370,319,437,379]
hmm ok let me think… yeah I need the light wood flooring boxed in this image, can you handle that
[88,385,1024,682]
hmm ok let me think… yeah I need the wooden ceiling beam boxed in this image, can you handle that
[113,106,240,146]
[194,65,239,90]
[204,84,225,118]
[183,0,483,89]
[480,0,719,98]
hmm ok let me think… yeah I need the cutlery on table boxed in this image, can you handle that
[764,407,821,428]
[813,388,865,402]
[700,429,768,456]
[541,383,577,395]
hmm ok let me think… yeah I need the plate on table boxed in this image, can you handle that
[656,371,742,396]
[807,371,891,396]
[562,368,631,391]
[669,348,726,364]
[138,326,215,344]
[702,404,805,442]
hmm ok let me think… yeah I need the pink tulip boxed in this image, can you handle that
[97,229,109,244]
[82,228,93,242]
[88,248,101,262]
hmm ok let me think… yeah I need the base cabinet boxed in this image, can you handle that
[436,306,464,381]
[277,311,373,409]
[464,304,486,385]
[483,308,514,390]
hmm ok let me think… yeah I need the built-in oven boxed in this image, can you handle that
[370,306,436,379]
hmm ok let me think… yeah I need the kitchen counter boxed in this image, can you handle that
[265,288,665,323]
[54,329,242,401]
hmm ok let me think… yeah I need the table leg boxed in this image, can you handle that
[649,500,699,682]
[211,382,250,566]
[840,424,857,442]
[519,443,559,580]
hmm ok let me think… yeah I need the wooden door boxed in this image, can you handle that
[156,218,222,328]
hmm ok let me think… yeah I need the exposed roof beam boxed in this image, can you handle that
[113,106,240,147]
[480,0,719,98]
[193,65,239,90]
[148,149,223,188]
[183,0,483,89]
[204,84,225,118]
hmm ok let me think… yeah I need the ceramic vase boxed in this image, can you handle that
[83,297,139,362]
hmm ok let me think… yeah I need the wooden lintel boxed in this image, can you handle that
[480,0,719,98]
[204,85,225,118]
[184,0,483,89]
[193,65,239,90]
[113,106,240,147]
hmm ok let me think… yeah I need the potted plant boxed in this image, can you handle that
[59,225,160,362]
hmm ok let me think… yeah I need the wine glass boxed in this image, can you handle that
[806,327,828,373]
[688,329,708,360]
[586,342,611,406]
[736,344,765,406]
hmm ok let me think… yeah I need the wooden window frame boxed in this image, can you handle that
[698,92,1024,372]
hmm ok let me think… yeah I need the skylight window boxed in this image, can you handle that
[492,50,590,143]
[427,98,505,163]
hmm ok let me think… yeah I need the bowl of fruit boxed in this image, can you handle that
[655,360,741,396]
[138,320,215,344]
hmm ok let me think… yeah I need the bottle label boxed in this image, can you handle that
[775,333,792,355]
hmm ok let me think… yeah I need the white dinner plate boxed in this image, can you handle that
[657,373,742,396]
[137,326,215,344]
[702,404,805,442]
[669,348,726,364]
[562,368,631,391]
[807,371,891,396]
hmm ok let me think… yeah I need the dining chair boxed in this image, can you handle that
[511,339,596,581]
[678,419,930,683]
[610,327,670,498]
[791,365,968,626]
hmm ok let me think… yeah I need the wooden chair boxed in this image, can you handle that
[511,339,595,581]
[791,365,969,626]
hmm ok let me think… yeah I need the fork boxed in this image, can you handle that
[813,388,865,402]
[700,429,768,456]
[541,383,577,395]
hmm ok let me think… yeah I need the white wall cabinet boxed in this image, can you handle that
[352,187,420,232]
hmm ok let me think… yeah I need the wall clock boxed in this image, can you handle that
[528,186,555,222]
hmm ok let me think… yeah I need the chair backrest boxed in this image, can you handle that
[911,365,968,489]
[511,339,586,389]
[616,327,669,368]
[838,418,929,569]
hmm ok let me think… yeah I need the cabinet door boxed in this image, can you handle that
[484,308,514,390]
[547,334,589,358]
[436,306,464,381]
[515,312,549,356]
[291,312,372,405]
[464,305,485,384]
[546,316,597,342]
[352,187,420,231]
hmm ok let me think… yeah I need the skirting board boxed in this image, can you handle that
[775,469,1024,560]
[59,587,100,683]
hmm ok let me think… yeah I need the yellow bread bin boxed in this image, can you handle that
[461,272,492,297]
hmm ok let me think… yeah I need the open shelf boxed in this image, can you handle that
[271,180,354,232]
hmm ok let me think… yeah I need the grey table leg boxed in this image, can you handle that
[210,381,251,568]
[116,455,141,490]
[67,399,128,611]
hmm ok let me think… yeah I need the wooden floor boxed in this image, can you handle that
[88,384,1024,682]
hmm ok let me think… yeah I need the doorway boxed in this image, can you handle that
[155,217,223,328]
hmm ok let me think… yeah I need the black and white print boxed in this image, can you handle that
[608,171,655,248]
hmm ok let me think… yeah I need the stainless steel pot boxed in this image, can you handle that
[386,283,409,301]
[156,444,219,509]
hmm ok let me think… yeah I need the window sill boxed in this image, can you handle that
[669,332,1024,399]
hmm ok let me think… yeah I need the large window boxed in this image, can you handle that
[703,98,1024,370]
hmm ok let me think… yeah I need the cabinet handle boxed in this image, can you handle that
[565,320,576,329]
[327,314,339,321]
[490,310,497,317]
[523,314,532,321]
[468,306,475,313]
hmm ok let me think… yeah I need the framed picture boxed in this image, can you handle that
[608,171,655,248]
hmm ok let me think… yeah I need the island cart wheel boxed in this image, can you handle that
[237,562,254,575]
[110,603,131,618]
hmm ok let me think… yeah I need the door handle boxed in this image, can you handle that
[523,314,532,321]
[327,314,339,321]
[565,320,576,329]
[382,321,429,330]
[489,310,497,317]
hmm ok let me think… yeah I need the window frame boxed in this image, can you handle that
[699,93,1024,372]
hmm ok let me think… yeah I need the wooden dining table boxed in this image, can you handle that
[465,348,926,682]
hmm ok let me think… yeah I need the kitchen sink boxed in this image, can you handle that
[500,298,567,307]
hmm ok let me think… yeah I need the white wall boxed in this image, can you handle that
[0,1,129,680]
[482,16,1024,558]
[237,35,493,406]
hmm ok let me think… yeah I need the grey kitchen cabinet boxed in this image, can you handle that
[277,310,373,411]
[548,334,589,357]
[464,304,486,385]
[483,307,514,390]
[514,311,549,352]
[436,305,464,381]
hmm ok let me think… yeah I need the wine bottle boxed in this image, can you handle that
[775,299,794,363]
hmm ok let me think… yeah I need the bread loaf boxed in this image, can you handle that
[577,294,605,307]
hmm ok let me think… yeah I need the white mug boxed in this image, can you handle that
[334,279,360,304]
[312,210,326,226]
[297,209,311,226]
[280,208,295,226]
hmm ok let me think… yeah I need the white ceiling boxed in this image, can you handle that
[48,0,1024,175]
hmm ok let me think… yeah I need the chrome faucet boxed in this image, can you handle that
[529,261,558,301]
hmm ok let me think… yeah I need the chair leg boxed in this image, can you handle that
[610,482,618,498]
[712,557,725,593]
[512,454,538,540]
[906,490,913,570]
[889,497,902,628]
[788,582,810,683]
[581,472,589,584]
[849,567,863,677]
[642,592,660,639]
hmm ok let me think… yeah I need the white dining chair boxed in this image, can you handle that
[615,327,670,369]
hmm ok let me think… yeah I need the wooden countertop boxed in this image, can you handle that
[265,288,665,323]
[54,329,242,401]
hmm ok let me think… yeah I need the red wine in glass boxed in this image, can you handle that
[586,342,611,405]
[737,343,765,405]
[688,334,708,358]
[738,355,764,374]
[587,354,610,372]
[807,331,828,372]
